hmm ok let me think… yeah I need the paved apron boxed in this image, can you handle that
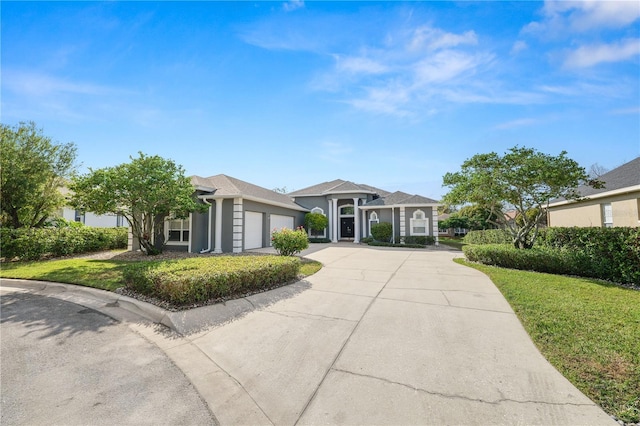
[140,246,614,425]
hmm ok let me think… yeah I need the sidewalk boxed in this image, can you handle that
[1,245,615,425]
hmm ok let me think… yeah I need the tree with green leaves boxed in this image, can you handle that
[1,122,77,228]
[458,204,501,230]
[442,146,601,249]
[304,212,328,236]
[70,152,206,255]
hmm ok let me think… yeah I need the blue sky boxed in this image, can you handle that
[2,1,639,199]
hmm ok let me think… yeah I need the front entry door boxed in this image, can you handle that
[341,217,354,238]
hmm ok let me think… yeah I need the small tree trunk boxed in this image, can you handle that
[153,213,166,253]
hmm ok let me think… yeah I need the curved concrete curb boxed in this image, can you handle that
[0,278,311,335]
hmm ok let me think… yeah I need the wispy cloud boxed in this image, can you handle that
[510,40,527,55]
[409,26,477,51]
[525,0,640,36]
[609,106,640,115]
[319,141,353,163]
[4,69,119,97]
[494,118,538,130]
[563,38,640,68]
[283,0,304,12]
[334,55,389,75]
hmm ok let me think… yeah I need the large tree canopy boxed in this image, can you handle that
[70,152,205,255]
[442,146,600,249]
[0,122,77,228]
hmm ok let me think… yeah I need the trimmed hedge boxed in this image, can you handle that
[122,256,300,305]
[367,241,426,249]
[462,227,640,284]
[371,222,393,243]
[464,229,511,245]
[309,238,331,243]
[1,227,128,261]
[463,244,592,276]
[404,236,436,245]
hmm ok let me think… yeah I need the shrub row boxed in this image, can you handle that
[463,227,640,284]
[361,235,436,247]
[1,227,128,261]
[463,241,639,284]
[309,238,331,243]
[463,229,512,245]
[122,255,300,305]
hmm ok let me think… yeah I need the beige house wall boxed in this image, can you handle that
[548,190,640,228]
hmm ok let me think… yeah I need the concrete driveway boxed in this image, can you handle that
[136,245,614,425]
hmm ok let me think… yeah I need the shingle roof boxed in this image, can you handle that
[550,157,640,203]
[578,157,640,197]
[191,174,306,210]
[288,179,390,197]
[363,191,439,207]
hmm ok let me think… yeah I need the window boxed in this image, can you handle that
[410,210,429,236]
[368,212,379,236]
[168,218,190,243]
[309,207,326,238]
[602,203,613,228]
[340,206,354,215]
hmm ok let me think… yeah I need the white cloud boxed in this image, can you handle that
[413,50,489,85]
[511,40,528,55]
[527,0,640,36]
[547,0,640,32]
[494,118,538,130]
[609,106,640,115]
[563,38,640,68]
[4,70,117,97]
[409,26,477,51]
[283,0,304,12]
[334,55,389,74]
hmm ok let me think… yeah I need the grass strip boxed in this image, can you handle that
[456,258,640,423]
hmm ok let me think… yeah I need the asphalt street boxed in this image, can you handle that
[0,289,217,426]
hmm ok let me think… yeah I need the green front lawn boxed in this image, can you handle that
[1,258,130,291]
[439,237,466,250]
[457,259,640,423]
[0,255,323,294]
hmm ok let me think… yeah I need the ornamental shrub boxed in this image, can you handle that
[271,226,309,256]
[0,226,127,261]
[123,255,300,305]
[304,212,328,236]
[371,222,393,243]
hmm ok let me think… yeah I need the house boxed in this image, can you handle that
[547,157,640,228]
[437,213,469,238]
[56,187,126,228]
[160,176,441,254]
[289,179,440,245]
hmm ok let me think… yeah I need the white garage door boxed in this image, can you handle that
[270,214,294,245]
[244,211,263,250]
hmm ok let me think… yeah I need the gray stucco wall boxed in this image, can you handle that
[243,199,306,249]
[190,208,209,252]
[292,196,328,213]
[221,199,234,253]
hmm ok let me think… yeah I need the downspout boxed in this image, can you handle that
[199,198,213,254]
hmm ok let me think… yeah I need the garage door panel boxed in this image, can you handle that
[245,211,263,250]
[270,214,294,246]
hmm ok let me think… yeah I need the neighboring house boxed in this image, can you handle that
[55,187,125,228]
[547,157,640,228]
[158,176,441,254]
[437,213,469,238]
[57,207,126,228]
